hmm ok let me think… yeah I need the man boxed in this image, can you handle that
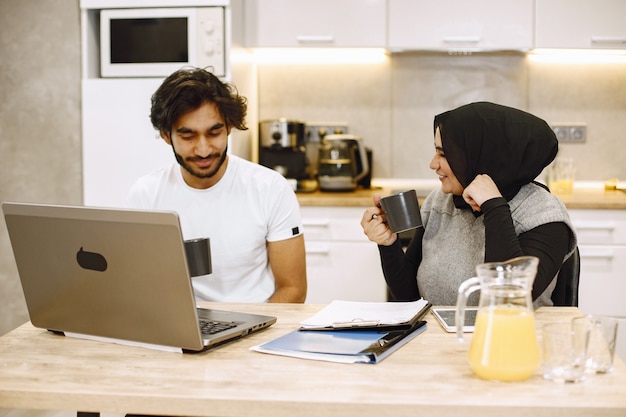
[127,67,307,303]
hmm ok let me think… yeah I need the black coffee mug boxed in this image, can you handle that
[379,189,423,233]
[184,237,212,277]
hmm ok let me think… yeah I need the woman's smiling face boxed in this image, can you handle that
[429,127,464,196]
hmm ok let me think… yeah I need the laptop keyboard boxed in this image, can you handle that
[199,319,238,335]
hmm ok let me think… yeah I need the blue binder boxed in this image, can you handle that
[251,320,427,364]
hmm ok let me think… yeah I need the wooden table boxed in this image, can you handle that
[0,304,624,417]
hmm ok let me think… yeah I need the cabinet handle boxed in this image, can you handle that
[591,36,626,45]
[296,35,335,43]
[306,247,330,255]
[442,36,481,43]
[580,252,614,260]
[573,222,616,232]
[302,219,331,228]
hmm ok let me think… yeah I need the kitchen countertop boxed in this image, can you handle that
[296,186,391,207]
[296,180,626,210]
[296,178,437,207]
[552,187,626,210]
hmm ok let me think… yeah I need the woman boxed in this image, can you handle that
[361,102,577,307]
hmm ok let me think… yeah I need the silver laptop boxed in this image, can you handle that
[2,201,276,353]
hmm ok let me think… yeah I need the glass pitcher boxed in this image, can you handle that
[456,256,541,382]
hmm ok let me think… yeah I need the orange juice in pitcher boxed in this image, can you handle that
[468,305,540,381]
[457,256,541,382]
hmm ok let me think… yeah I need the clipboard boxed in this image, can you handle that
[299,299,432,331]
[251,320,428,364]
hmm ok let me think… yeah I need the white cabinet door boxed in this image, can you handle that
[305,241,386,303]
[536,0,626,49]
[302,206,387,303]
[568,209,626,317]
[388,0,534,51]
[243,0,386,47]
[578,245,626,317]
[301,206,369,241]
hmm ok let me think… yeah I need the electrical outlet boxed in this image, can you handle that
[569,125,587,143]
[551,124,587,143]
[552,126,569,142]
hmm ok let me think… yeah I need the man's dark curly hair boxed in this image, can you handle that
[150,67,248,134]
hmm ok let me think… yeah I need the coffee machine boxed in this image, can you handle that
[318,134,370,191]
[259,119,308,181]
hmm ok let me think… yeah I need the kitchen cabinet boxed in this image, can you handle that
[569,209,626,361]
[301,206,387,303]
[535,0,626,49]
[82,79,173,207]
[387,0,534,52]
[571,209,626,316]
[243,0,386,47]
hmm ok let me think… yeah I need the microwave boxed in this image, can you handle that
[100,7,226,78]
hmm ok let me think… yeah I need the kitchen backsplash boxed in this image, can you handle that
[239,53,626,182]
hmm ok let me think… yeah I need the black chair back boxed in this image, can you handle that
[551,246,580,307]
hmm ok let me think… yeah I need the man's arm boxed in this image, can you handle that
[266,235,307,303]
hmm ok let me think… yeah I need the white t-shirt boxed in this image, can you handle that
[126,155,303,302]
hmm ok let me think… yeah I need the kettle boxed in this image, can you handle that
[318,134,369,191]
[456,256,541,382]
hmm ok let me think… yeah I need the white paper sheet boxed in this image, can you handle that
[300,299,430,329]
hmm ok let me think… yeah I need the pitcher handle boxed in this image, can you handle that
[456,276,480,343]
[353,140,369,182]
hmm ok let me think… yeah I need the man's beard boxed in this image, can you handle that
[172,144,228,180]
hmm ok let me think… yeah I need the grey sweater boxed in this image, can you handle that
[417,183,577,307]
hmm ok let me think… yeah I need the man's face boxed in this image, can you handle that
[162,102,230,189]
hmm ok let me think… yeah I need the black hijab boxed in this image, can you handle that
[433,102,558,210]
